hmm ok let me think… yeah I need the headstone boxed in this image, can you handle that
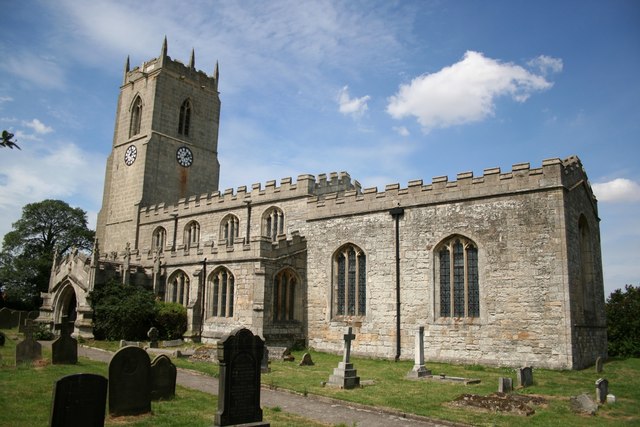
[108,346,151,417]
[407,326,431,378]
[595,378,608,404]
[15,319,42,364]
[150,354,177,400]
[595,356,603,373]
[162,338,184,347]
[266,346,289,361]
[147,327,159,348]
[327,327,360,389]
[10,310,21,328]
[214,328,269,427]
[299,352,314,366]
[52,318,77,364]
[18,311,28,333]
[0,307,11,328]
[50,373,108,427]
[570,393,598,415]
[261,347,270,373]
[119,340,143,348]
[606,394,616,404]
[0,331,5,346]
[498,377,513,393]
[516,366,533,387]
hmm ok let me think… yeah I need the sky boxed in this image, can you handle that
[0,0,638,299]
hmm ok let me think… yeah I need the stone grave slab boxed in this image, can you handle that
[50,373,108,427]
[52,318,77,364]
[119,339,143,348]
[16,319,42,364]
[108,346,151,417]
[150,354,177,400]
[0,307,11,328]
[214,328,269,426]
[570,393,598,415]
[162,338,184,347]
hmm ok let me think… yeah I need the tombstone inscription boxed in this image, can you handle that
[52,318,77,364]
[108,346,151,417]
[15,319,42,364]
[50,373,108,427]
[150,354,177,400]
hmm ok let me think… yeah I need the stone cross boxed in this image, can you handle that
[59,318,74,338]
[407,326,431,378]
[23,318,36,340]
[342,327,356,363]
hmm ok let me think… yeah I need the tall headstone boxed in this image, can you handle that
[15,319,42,364]
[407,326,431,378]
[150,354,177,400]
[52,318,77,364]
[0,307,11,328]
[516,366,533,388]
[327,327,361,389]
[50,373,108,427]
[214,328,269,427]
[595,378,608,404]
[108,346,151,416]
[595,356,603,373]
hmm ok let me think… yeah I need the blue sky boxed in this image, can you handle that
[0,0,638,298]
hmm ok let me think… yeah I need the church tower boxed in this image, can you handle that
[96,39,221,253]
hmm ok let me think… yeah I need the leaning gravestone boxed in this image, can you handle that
[15,319,42,364]
[52,318,77,364]
[327,326,360,389]
[0,307,12,328]
[595,378,609,404]
[516,366,533,388]
[50,373,108,427]
[150,354,177,400]
[214,328,269,427]
[108,346,151,416]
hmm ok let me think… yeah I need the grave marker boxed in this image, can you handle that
[150,354,177,400]
[52,317,77,364]
[498,377,513,393]
[261,347,270,373]
[50,373,108,427]
[595,356,603,373]
[327,327,360,389]
[516,366,533,388]
[108,346,151,416]
[0,331,5,346]
[147,327,159,348]
[18,311,28,333]
[15,319,42,364]
[407,326,431,378]
[595,378,608,404]
[299,352,314,366]
[0,307,11,328]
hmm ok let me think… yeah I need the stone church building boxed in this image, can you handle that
[40,41,607,369]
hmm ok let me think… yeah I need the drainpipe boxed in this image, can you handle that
[390,206,404,362]
[244,200,251,243]
[171,213,178,252]
[200,258,207,340]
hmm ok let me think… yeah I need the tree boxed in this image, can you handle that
[1,130,20,149]
[606,284,640,358]
[0,199,94,310]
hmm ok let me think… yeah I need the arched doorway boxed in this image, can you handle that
[56,284,78,323]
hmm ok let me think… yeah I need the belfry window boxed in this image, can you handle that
[130,96,143,137]
[263,206,284,242]
[184,221,200,248]
[273,269,297,321]
[221,214,239,246]
[152,227,166,252]
[437,236,479,318]
[208,267,234,318]
[178,99,191,136]
[167,270,190,306]
[333,244,366,317]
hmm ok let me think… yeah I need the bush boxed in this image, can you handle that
[606,284,640,357]
[33,322,55,341]
[154,301,187,340]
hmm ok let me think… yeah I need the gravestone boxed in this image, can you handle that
[0,331,5,346]
[0,307,11,328]
[18,311,28,333]
[10,309,20,327]
[570,393,598,415]
[108,346,151,416]
[327,327,360,389]
[299,352,314,366]
[407,326,431,378]
[147,327,159,349]
[595,356,603,373]
[595,378,608,404]
[50,373,108,427]
[214,328,269,427]
[150,354,177,400]
[52,318,77,364]
[15,319,42,364]
[516,366,533,387]
[261,347,270,373]
[162,338,184,347]
[119,340,143,348]
[498,377,513,393]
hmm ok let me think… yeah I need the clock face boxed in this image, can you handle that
[124,145,137,166]
[176,146,193,167]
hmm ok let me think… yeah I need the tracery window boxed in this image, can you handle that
[437,236,479,318]
[130,96,143,137]
[184,221,200,248]
[263,206,284,241]
[333,244,366,317]
[178,99,192,136]
[273,269,297,321]
[221,214,239,246]
[167,270,190,306]
[207,267,234,318]
[152,227,166,252]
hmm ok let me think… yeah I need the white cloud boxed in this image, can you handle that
[0,96,13,103]
[23,119,54,135]
[592,178,640,203]
[527,55,563,75]
[386,51,555,132]
[393,126,410,137]
[0,52,65,89]
[338,86,371,118]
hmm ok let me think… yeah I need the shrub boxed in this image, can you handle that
[154,301,187,340]
[606,284,640,357]
[33,322,55,340]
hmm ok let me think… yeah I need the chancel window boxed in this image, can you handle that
[221,214,239,246]
[130,96,143,137]
[333,244,366,317]
[184,221,200,248]
[152,227,166,252]
[263,207,284,241]
[167,270,189,306]
[437,236,479,318]
[178,99,191,136]
[207,267,234,318]
[273,269,297,321]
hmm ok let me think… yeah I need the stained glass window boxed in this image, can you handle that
[438,237,480,318]
[209,268,234,317]
[334,244,366,318]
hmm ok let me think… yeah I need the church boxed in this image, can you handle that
[39,40,607,370]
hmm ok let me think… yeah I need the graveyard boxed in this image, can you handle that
[1,323,640,426]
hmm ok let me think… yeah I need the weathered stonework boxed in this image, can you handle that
[41,42,607,369]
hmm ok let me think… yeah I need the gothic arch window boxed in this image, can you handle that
[184,221,200,249]
[263,206,284,241]
[579,215,596,323]
[167,270,190,306]
[130,96,143,137]
[273,268,297,321]
[333,243,366,318]
[220,214,239,247]
[436,236,479,318]
[178,99,192,136]
[207,267,234,318]
[152,227,166,252]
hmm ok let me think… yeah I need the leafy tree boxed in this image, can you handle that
[606,284,640,358]
[1,130,20,149]
[0,199,94,310]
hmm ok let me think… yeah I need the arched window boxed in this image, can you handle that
[437,236,479,318]
[178,99,192,136]
[579,215,596,323]
[184,221,200,248]
[333,244,366,317]
[221,214,239,247]
[207,267,234,317]
[273,269,297,321]
[152,227,166,252]
[130,96,143,137]
[263,206,284,241]
[167,270,190,306]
